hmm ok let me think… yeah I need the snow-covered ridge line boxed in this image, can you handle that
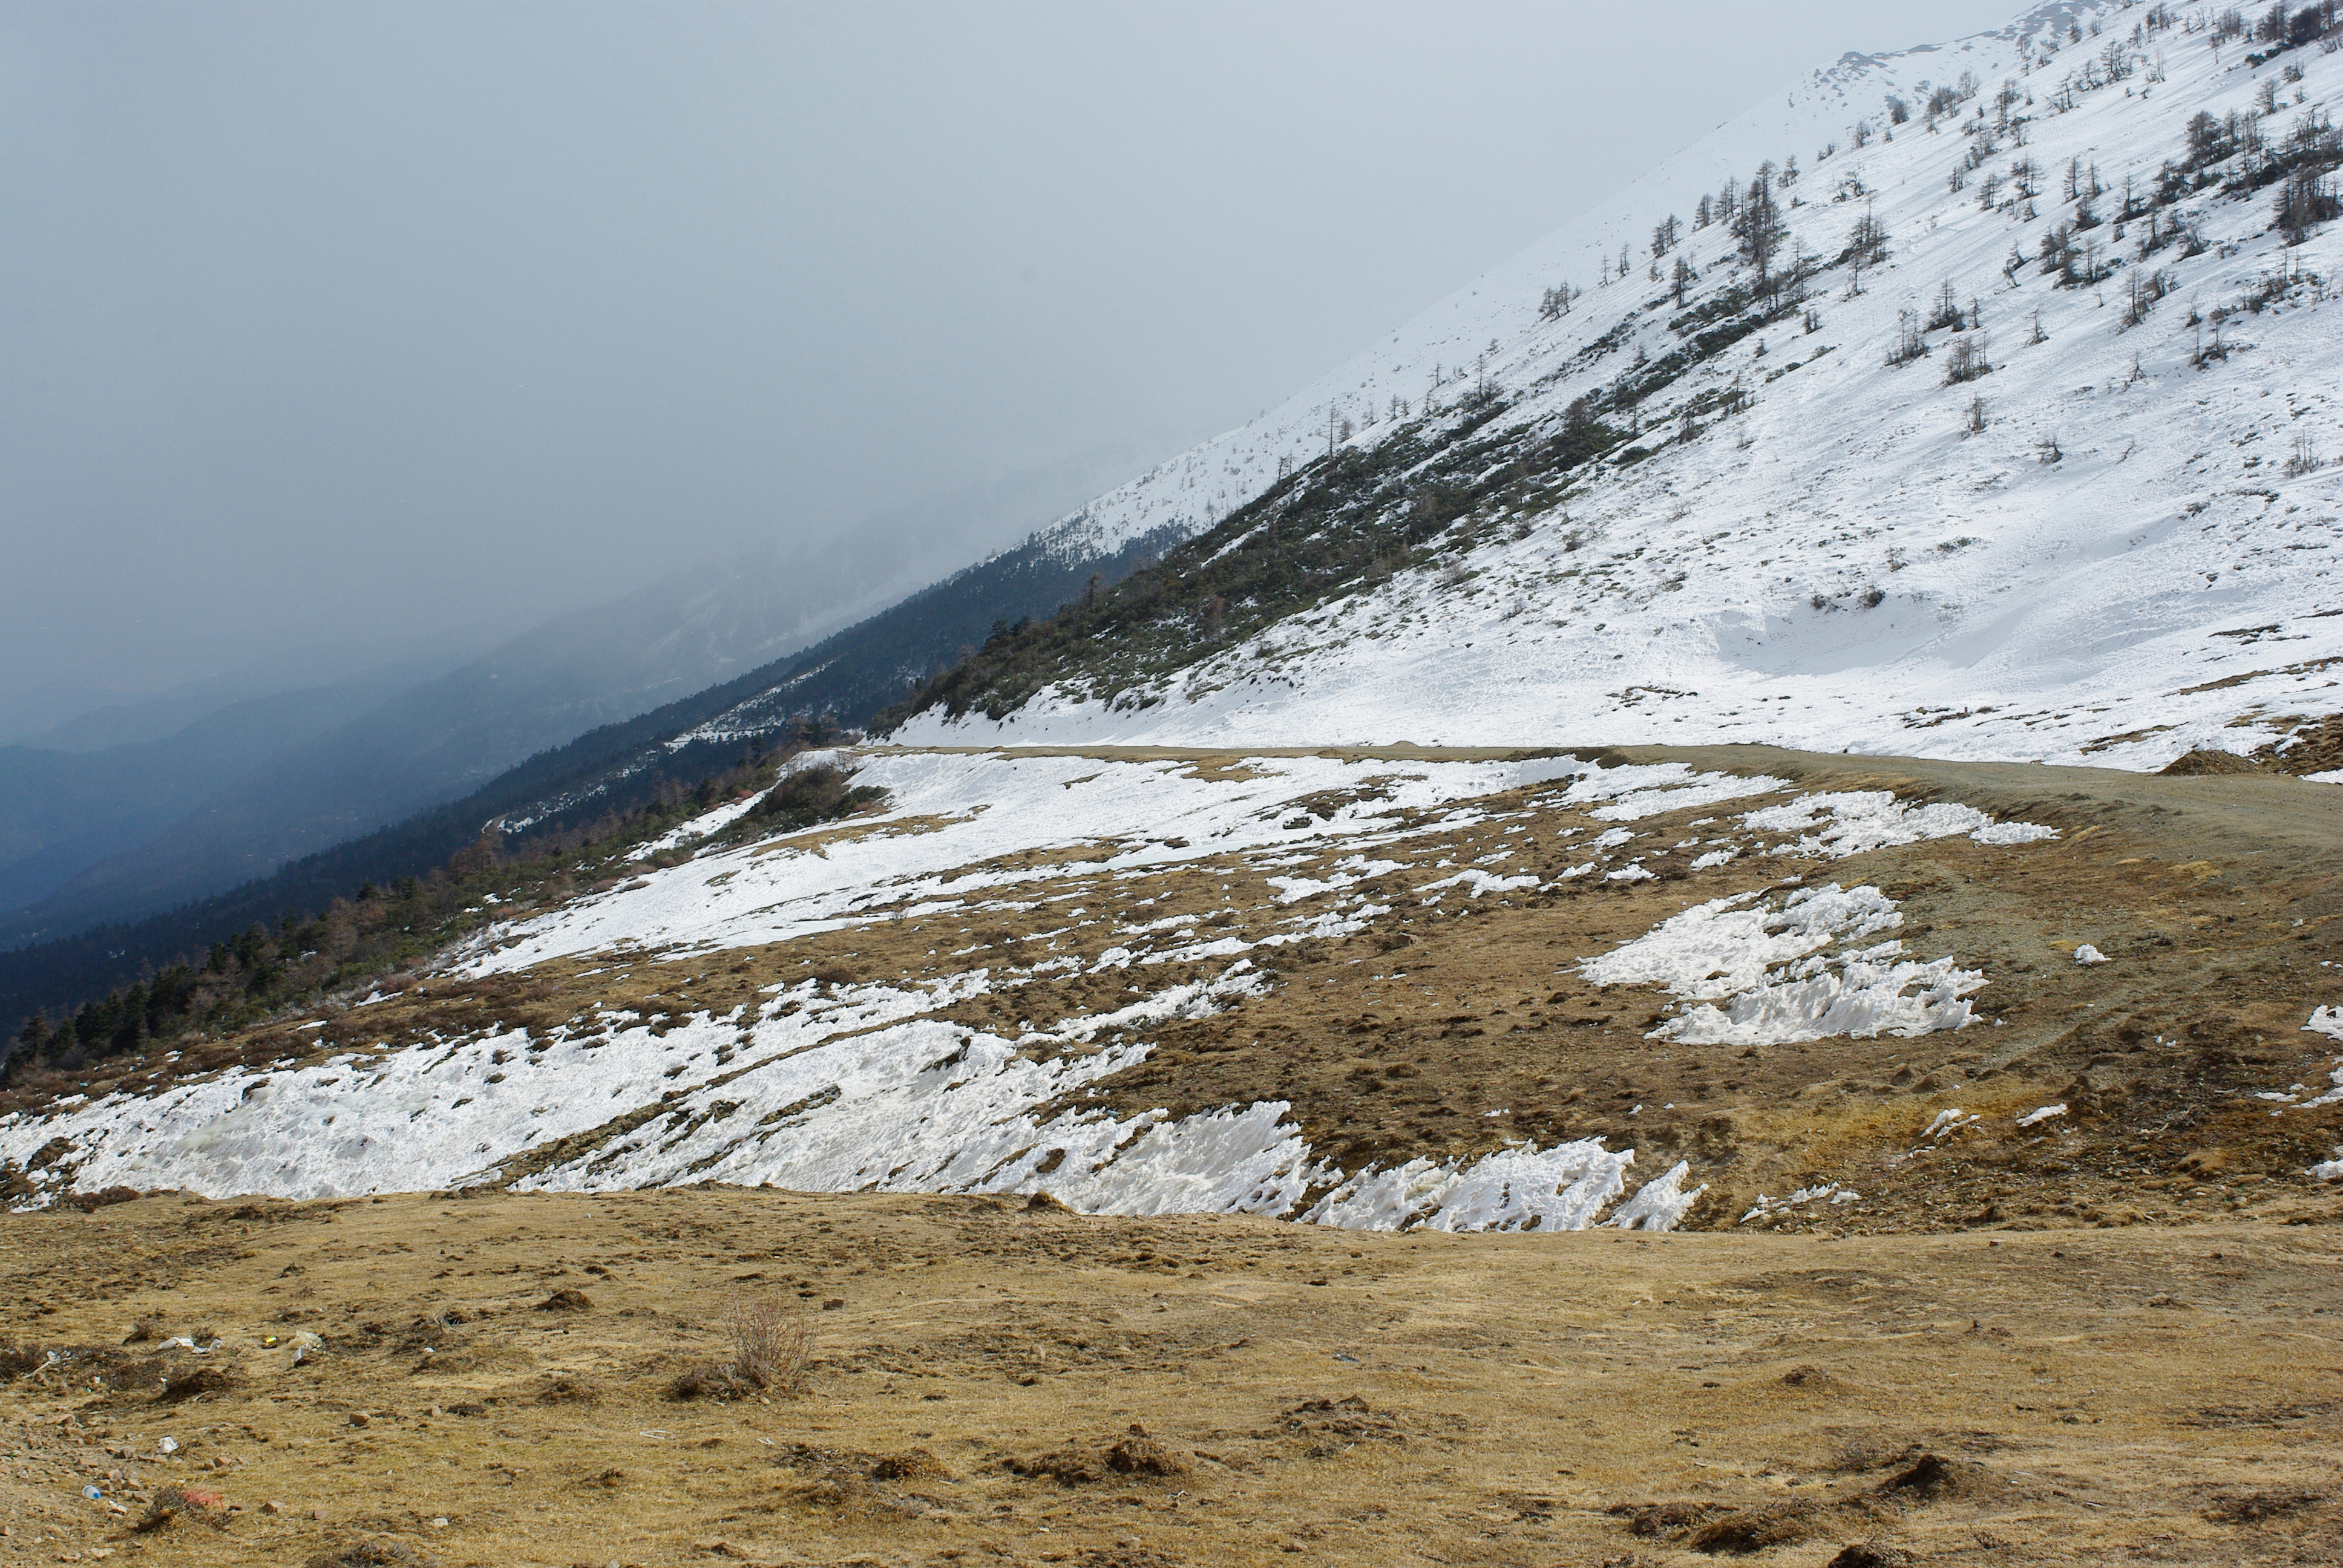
[1029,1,2124,570]
[898,0,2343,770]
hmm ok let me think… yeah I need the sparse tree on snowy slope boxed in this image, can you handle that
[1733,168,1786,287]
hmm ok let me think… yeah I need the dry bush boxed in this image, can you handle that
[670,1289,811,1400]
[536,1374,600,1405]
[306,1541,441,1568]
[136,1485,224,1532]
[157,1366,236,1403]
[730,1288,811,1396]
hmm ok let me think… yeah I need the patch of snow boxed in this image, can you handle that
[1582,883,1901,998]
[1414,868,1539,900]
[1583,881,1984,1047]
[2014,1103,2067,1128]
[1667,943,1982,1047]
[1581,768,1788,822]
[632,790,768,860]
[1740,1182,1856,1223]
[1305,1138,1637,1233]
[1745,792,2055,860]
[1604,1161,1707,1231]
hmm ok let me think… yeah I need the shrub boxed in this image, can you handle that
[306,1542,441,1568]
[730,1289,812,1396]
[672,1290,811,1400]
[1942,335,1992,384]
[136,1485,224,1532]
[750,764,888,832]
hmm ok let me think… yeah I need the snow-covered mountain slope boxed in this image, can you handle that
[0,750,2076,1227]
[899,0,2343,768]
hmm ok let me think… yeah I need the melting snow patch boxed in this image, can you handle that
[1578,767,1789,822]
[1416,868,1539,901]
[2254,1011,2343,1109]
[1922,1108,1982,1139]
[1305,1138,1637,1232]
[633,790,768,860]
[2074,944,2110,965]
[1266,856,1403,903]
[1582,885,1901,999]
[1741,792,2055,859]
[1665,946,1981,1047]
[1740,1183,1859,1223]
[1604,1161,1707,1231]
[2310,1148,2343,1181]
[1263,903,1392,946]
[1582,883,1981,1047]
[2015,1103,2068,1128]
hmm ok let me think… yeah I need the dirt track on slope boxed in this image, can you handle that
[2,1188,2340,1567]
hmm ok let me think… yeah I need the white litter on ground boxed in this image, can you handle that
[1922,1108,1983,1139]
[2256,1008,2343,1110]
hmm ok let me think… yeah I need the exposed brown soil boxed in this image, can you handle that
[2,1188,2340,1566]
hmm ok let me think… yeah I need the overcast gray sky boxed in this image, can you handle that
[2,0,2016,731]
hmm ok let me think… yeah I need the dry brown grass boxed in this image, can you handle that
[5,1187,2342,1565]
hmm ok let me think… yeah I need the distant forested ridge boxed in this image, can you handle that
[0,518,1182,1053]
